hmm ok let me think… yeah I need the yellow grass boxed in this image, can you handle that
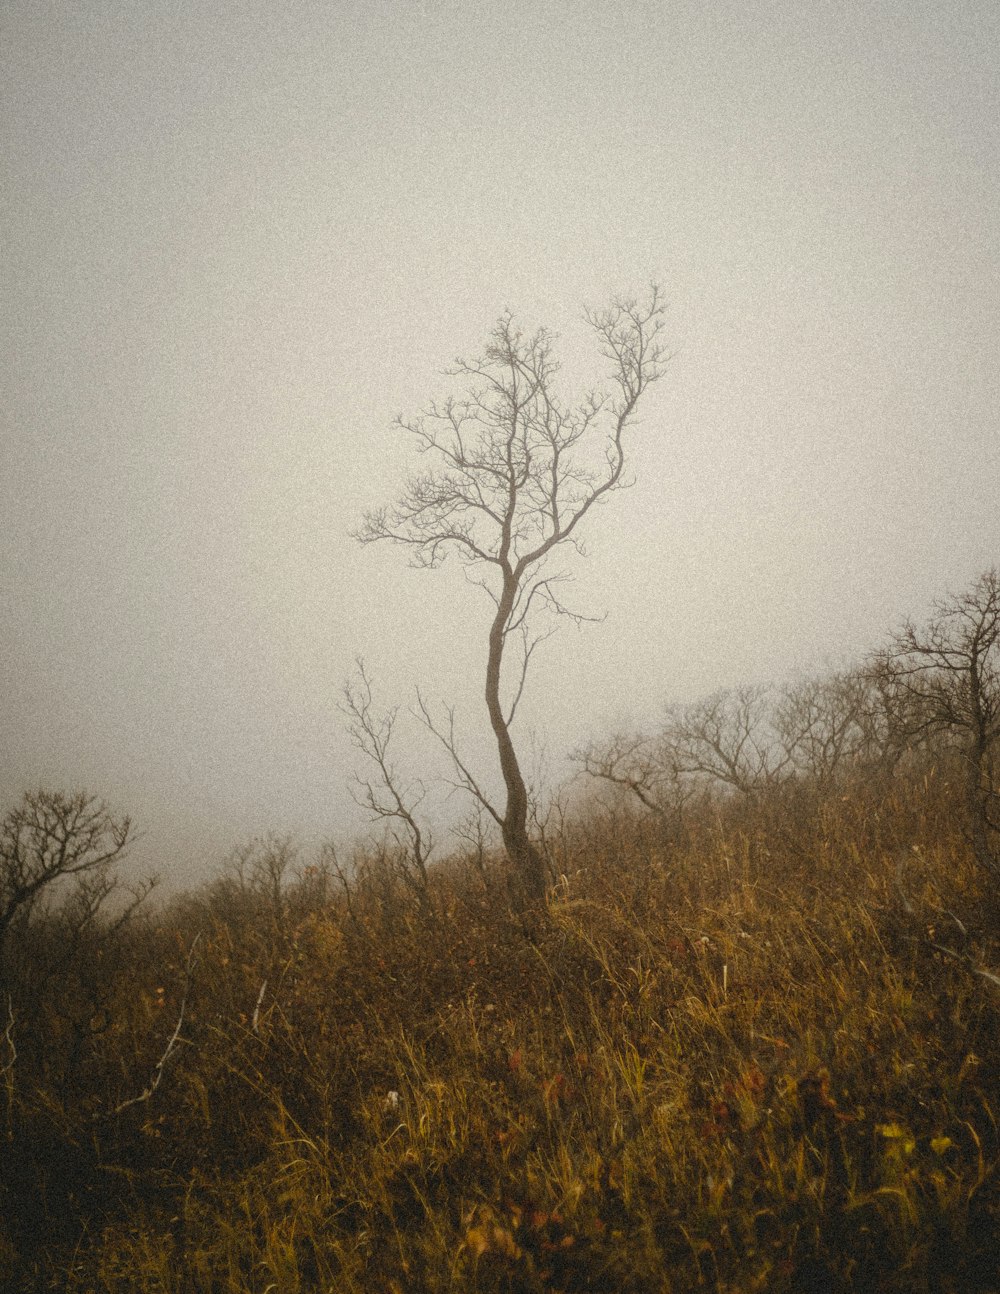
[2,764,998,1291]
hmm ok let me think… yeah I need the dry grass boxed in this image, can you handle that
[2,766,998,1292]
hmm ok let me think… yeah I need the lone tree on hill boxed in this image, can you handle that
[356,288,667,901]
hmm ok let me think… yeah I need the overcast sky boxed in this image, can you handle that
[3,0,998,889]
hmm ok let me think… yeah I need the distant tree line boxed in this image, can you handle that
[579,569,1000,886]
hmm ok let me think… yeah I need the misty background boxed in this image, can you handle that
[3,0,998,889]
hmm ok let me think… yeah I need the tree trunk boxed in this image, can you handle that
[486,583,546,904]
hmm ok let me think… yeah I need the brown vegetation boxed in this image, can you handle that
[2,574,999,1291]
[2,772,998,1289]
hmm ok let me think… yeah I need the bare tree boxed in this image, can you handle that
[575,731,694,838]
[661,686,787,798]
[0,790,134,969]
[0,791,157,1123]
[222,835,297,922]
[342,661,434,915]
[356,289,667,901]
[579,667,912,838]
[873,569,1000,879]
[773,667,906,790]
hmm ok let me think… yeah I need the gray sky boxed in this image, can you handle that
[3,0,998,888]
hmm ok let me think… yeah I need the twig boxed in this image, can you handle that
[251,979,268,1034]
[1,997,14,1078]
[104,933,201,1118]
[903,935,1000,990]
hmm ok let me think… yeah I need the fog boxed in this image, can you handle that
[3,0,998,889]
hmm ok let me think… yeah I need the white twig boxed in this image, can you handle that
[106,933,200,1118]
[904,935,1000,990]
[1,997,14,1078]
[251,979,268,1034]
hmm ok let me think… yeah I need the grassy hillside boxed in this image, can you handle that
[2,759,998,1292]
